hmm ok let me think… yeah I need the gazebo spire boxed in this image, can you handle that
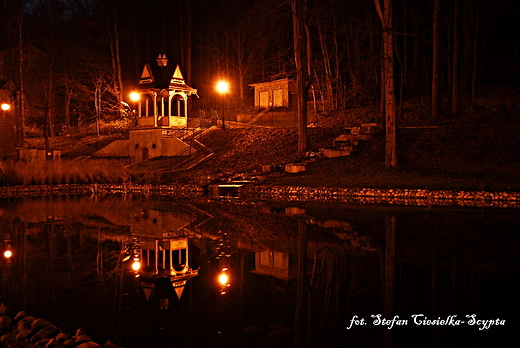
[172,65,184,83]
[156,53,168,67]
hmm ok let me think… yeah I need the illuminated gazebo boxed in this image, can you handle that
[135,54,197,128]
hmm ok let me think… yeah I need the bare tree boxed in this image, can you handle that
[292,0,312,153]
[451,0,460,116]
[432,0,440,123]
[374,0,397,167]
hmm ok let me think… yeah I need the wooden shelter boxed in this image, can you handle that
[249,77,295,109]
[135,54,197,128]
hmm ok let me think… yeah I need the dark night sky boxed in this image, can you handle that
[2,0,520,120]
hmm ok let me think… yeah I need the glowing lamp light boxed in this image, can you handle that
[3,250,12,259]
[1,104,11,111]
[218,272,229,286]
[216,81,229,95]
[131,261,141,271]
[129,92,140,102]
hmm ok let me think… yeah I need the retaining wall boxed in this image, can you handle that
[240,186,520,209]
[0,183,204,198]
[0,183,518,209]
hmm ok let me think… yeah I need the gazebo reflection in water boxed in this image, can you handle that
[126,204,208,302]
[137,234,199,301]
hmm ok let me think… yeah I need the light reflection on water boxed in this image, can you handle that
[0,195,518,347]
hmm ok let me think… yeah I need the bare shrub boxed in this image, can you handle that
[0,159,130,186]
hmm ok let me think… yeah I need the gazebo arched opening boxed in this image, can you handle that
[134,56,197,129]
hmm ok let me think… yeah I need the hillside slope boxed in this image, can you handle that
[161,125,520,191]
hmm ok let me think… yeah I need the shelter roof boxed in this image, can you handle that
[248,76,294,87]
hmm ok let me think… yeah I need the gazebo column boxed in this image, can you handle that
[154,240,159,273]
[161,97,165,118]
[184,96,188,118]
[169,242,173,272]
[153,93,157,127]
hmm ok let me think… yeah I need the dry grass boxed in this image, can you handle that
[0,159,130,185]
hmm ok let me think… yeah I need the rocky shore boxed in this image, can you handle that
[0,182,519,209]
[0,311,122,348]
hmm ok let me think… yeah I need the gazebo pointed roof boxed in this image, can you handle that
[138,54,197,95]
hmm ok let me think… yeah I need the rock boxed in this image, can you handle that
[75,333,93,343]
[105,340,123,348]
[261,165,272,173]
[14,311,29,321]
[37,325,61,338]
[77,342,102,348]
[44,338,58,348]
[56,332,72,342]
[1,332,14,344]
[32,318,56,330]
[322,148,351,158]
[64,338,76,346]
[17,316,35,331]
[15,328,33,342]
[285,163,306,173]
[74,328,88,337]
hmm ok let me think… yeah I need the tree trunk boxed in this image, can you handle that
[186,0,193,85]
[374,0,397,168]
[383,214,396,347]
[317,16,333,114]
[292,0,308,154]
[45,63,54,148]
[294,219,308,347]
[17,0,26,148]
[64,84,72,127]
[106,7,123,115]
[95,84,101,137]
[470,1,480,113]
[451,0,459,116]
[432,0,441,123]
[114,14,124,114]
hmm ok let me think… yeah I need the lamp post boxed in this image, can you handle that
[215,80,229,130]
[1,103,13,142]
[129,92,140,126]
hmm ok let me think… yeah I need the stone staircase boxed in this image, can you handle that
[163,127,216,171]
[261,122,383,174]
[321,123,382,158]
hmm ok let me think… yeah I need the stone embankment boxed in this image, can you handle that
[0,311,122,348]
[0,184,204,198]
[240,186,520,209]
[0,183,518,209]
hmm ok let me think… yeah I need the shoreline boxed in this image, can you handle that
[0,183,518,209]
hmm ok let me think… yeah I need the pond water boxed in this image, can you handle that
[0,195,518,347]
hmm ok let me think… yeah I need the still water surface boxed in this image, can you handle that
[0,195,518,347]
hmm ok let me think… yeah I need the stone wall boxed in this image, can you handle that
[240,186,520,209]
[0,183,518,209]
[0,183,204,198]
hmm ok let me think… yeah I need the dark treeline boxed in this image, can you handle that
[1,0,519,142]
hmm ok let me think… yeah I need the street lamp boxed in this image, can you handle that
[130,92,140,103]
[216,81,229,95]
[215,81,229,129]
[1,103,11,111]
[218,267,231,295]
[129,92,140,126]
